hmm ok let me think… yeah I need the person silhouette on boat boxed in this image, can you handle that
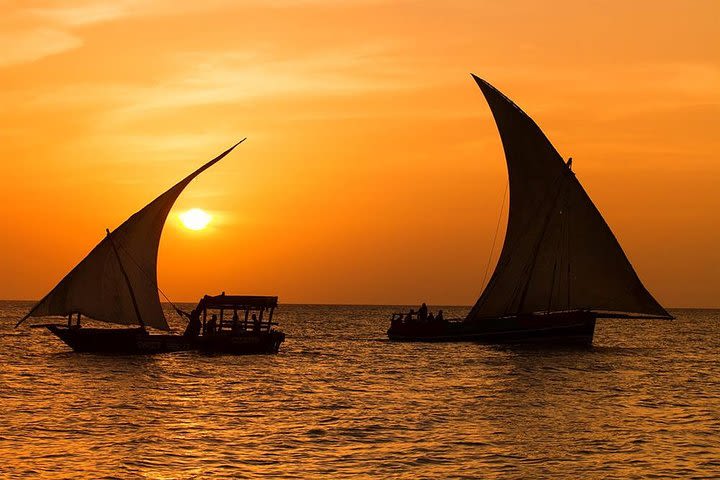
[436,310,444,323]
[183,309,202,338]
[427,311,435,322]
[252,313,260,332]
[418,303,428,322]
[405,309,415,323]
[207,314,217,335]
[231,311,240,332]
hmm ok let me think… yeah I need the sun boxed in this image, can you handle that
[179,208,212,231]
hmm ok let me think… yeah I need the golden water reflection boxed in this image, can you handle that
[1,303,719,478]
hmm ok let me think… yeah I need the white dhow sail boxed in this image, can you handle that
[19,140,244,330]
[467,76,670,320]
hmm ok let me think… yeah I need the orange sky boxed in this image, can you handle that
[1,0,718,307]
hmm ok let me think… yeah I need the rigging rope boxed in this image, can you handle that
[114,240,187,317]
[480,181,508,290]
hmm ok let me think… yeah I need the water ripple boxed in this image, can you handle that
[0,303,719,478]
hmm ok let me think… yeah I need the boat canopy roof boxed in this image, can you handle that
[198,294,278,310]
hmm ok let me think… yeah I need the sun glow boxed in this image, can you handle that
[179,208,212,230]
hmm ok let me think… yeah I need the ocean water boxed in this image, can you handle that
[1,301,718,479]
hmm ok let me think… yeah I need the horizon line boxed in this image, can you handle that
[1,299,719,310]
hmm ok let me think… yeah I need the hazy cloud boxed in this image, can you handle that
[0,0,395,67]
[0,28,82,67]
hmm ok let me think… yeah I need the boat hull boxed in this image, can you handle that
[46,326,285,355]
[46,326,193,354]
[387,311,596,346]
[195,331,285,354]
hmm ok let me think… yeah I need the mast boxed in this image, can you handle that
[106,229,146,330]
[515,179,567,314]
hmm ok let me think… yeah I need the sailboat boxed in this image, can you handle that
[16,140,246,353]
[387,75,673,345]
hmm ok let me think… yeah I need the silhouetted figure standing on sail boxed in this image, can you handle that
[418,303,428,322]
[566,157,573,171]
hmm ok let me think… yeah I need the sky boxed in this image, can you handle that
[0,0,718,307]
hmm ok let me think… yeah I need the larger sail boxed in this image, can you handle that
[19,140,244,330]
[467,76,669,320]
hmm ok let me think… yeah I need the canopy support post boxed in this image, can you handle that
[106,229,146,331]
[202,308,207,335]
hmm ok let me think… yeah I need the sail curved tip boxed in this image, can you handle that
[470,73,489,87]
[470,74,499,96]
[232,138,247,149]
[220,138,247,157]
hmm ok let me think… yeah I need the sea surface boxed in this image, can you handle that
[1,302,718,479]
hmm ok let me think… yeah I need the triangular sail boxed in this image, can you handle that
[467,76,670,320]
[18,140,244,330]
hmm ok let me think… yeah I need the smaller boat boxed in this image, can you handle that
[187,293,285,354]
[16,140,283,355]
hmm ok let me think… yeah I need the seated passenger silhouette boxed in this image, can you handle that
[427,312,435,322]
[418,303,428,321]
[252,313,260,332]
[207,314,217,335]
[436,310,444,322]
[183,309,202,337]
[405,309,415,322]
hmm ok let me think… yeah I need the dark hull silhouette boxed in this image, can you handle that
[196,331,285,354]
[46,325,284,355]
[387,311,596,346]
[46,326,192,354]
